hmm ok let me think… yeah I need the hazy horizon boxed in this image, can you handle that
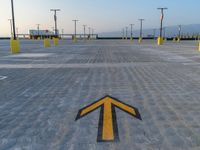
[1,0,200,36]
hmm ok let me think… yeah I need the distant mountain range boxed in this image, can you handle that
[99,24,200,38]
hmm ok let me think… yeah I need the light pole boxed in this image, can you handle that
[125,27,128,40]
[10,0,20,53]
[50,9,60,37]
[72,20,79,42]
[88,27,91,40]
[83,25,87,41]
[36,24,40,38]
[122,28,125,39]
[92,28,94,40]
[178,25,182,42]
[138,19,144,43]
[130,24,134,41]
[11,0,17,40]
[157,7,168,45]
[8,19,13,38]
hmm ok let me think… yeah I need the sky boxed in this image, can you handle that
[0,0,200,36]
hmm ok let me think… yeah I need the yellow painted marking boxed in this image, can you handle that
[77,96,141,142]
[102,98,114,140]
[111,99,136,116]
[80,100,104,116]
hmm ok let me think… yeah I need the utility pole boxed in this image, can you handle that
[11,0,16,40]
[83,25,87,41]
[72,20,79,41]
[130,24,134,41]
[8,19,13,38]
[92,28,94,39]
[178,25,182,42]
[36,24,40,37]
[122,28,125,39]
[88,27,91,40]
[157,8,168,39]
[125,27,128,40]
[138,19,145,43]
[50,9,60,37]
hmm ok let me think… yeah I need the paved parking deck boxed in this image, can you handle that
[1,40,200,150]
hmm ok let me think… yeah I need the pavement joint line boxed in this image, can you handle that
[0,62,179,69]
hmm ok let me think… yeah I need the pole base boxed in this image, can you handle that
[10,39,20,54]
[73,38,77,43]
[138,38,142,44]
[157,36,163,45]
[53,38,59,46]
[44,39,51,48]
[130,37,134,42]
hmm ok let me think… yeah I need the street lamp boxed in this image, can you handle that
[122,28,125,39]
[178,25,182,42]
[50,9,60,37]
[36,24,40,38]
[8,19,13,38]
[125,27,128,40]
[138,19,145,43]
[72,20,79,42]
[10,0,20,53]
[157,7,168,45]
[11,0,17,40]
[83,25,87,41]
[88,27,91,40]
[130,24,134,41]
[92,28,94,40]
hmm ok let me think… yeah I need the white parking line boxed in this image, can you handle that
[0,76,7,80]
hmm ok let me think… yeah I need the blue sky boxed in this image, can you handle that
[0,0,200,36]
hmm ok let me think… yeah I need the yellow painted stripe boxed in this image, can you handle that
[111,99,136,116]
[80,99,104,116]
[102,99,114,140]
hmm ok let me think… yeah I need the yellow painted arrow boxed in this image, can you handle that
[75,95,142,142]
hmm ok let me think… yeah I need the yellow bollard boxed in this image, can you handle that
[44,38,51,48]
[53,38,59,46]
[130,37,134,43]
[198,42,200,51]
[157,36,163,45]
[138,37,142,44]
[177,38,180,43]
[73,37,77,43]
[10,39,20,54]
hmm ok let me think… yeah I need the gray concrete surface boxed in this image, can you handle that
[1,39,200,150]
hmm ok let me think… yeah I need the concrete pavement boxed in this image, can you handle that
[0,40,200,150]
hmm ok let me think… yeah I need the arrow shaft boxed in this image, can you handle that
[98,103,119,142]
[103,102,114,140]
